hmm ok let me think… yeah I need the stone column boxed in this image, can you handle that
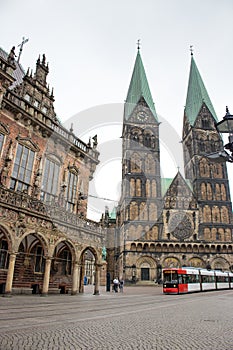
[41,257,52,296]
[93,264,101,295]
[71,262,80,295]
[79,263,85,293]
[5,253,16,295]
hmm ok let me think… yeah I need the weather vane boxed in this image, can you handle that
[190,45,194,56]
[137,39,141,51]
[17,37,29,63]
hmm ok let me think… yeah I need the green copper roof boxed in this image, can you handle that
[161,178,173,196]
[124,50,157,121]
[185,56,218,125]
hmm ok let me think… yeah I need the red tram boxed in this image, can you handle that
[163,267,233,294]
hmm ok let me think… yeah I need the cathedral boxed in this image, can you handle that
[110,48,233,283]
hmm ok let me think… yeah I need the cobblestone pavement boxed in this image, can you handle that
[0,286,233,350]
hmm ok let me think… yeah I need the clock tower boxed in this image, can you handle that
[117,48,162,282]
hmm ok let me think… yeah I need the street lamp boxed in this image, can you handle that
[206,107,233,163]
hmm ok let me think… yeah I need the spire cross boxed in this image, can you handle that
[137,39,141,51]
[17,37,29,63]
[190,45,194,56]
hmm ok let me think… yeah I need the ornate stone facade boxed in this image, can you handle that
[109,50,233,284]
[0,47,106,295]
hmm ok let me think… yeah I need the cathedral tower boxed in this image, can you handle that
[117,48,162,281]
[182,54,232,244]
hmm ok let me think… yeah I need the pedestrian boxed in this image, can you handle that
[119,278,124,292]
[113,277,119,292]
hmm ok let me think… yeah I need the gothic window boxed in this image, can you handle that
[0,239,9,269]
[66,171,78,212]
[215,184,221,200]
[34,246,45,273]
[130,131,139,146]
[212,206,220,222]
[221,206,229,223]
[207,183,212,200]
[204,228,211,240]
[130,178,135,197]
[144,133,151,148]
[221,184,226,201]
[140,202,148,220]
[41,156,60,202]
[136,178,141,196]
[151,135,156,149]
[168,213,193,240]
[202,116,210,129]
[151,180,157,197]
[149,203,157,221]
[201,183,206,200]
[203,205,211,222]
[130,202,138,220]
[61,249,72,275]
[145,154,155,174]
[199,159,210,177]
[146,179,151,197]
[212,164,223,178]
[10,143,35,192]
[130,153,141,173]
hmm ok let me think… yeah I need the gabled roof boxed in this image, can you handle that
[184,55,218,126]
[124,50,157,121]
[162,171,193,198]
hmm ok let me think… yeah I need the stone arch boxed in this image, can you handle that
[136,178,141,196]
[79,246,99,293]
[168,244,174,252]
[149,203,157,221]
[181,244,186,253]
[188,257,205,268]
[137,243,143,252]
[212,257,230,271]
[163,257,180,268]
[131,243,136,251]
[136,255,157,282]
[149,243,155,252]
[199,244,205,253]
[221,206,229,223]
[0,224,13,252]
[187,244,192,253]
[162,244,168,252]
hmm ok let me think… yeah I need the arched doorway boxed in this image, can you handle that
[136,256,157,282]
[79,248,97,293]
[51,241,75,294]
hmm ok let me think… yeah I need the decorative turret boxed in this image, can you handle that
[35,54,49,86]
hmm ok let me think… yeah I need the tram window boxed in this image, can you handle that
[163,271,178,283]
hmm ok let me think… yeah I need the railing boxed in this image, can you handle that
[0,186,103,235]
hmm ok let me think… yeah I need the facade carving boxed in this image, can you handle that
[103,50,233,284]
[0,47,106,295]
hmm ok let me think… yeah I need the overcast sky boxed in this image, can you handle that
[1,0,233,220]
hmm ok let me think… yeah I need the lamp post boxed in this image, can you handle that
[206,107,233,163]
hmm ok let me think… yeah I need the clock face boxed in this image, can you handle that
[136,111,148,122]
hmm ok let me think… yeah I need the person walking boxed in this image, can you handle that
[113,277,119,292]
[119,278,124,293]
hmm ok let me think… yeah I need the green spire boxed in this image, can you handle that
[124,50,157,121]
[185,55,218,125]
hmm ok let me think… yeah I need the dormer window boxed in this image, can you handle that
[24,94,30,102]
[42,106,48,114]
[34,100,39,108]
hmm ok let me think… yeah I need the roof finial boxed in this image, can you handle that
[137,39,141,51]
[190,45,194,56]
[17,37,29,63]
